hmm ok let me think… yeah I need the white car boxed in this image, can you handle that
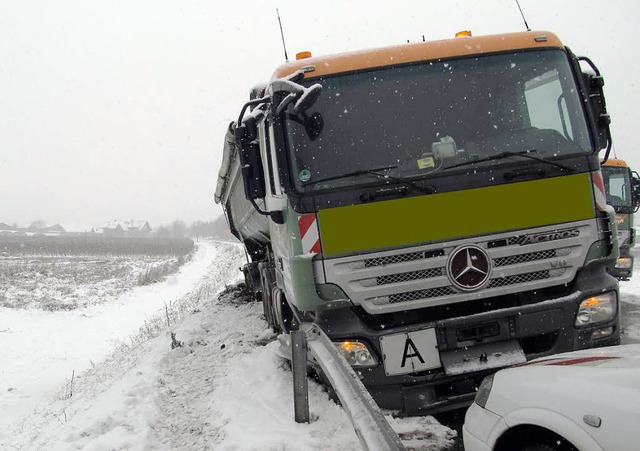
[463,344,640,451]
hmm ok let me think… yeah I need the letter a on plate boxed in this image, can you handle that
[380,328,442,376]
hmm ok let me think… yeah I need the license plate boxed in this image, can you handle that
[380,328,441,376]
[440,340,526,376]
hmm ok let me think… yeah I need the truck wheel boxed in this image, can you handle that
[520,444,558,451]
[242,263,262,302]
[273,288,294,333]
[260,267,277,331]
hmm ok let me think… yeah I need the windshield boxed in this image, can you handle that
[602,166,633,209]
[283,49,592,192]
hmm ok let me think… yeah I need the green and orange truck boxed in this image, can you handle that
[216,30,620,413]
[601,158,639,280]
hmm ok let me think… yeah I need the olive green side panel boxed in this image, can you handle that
[272,202,350,310]
[317,173,594,256]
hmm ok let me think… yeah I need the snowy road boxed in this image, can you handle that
[620,294,640,345]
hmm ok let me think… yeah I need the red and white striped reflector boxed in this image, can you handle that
[592,170,608,211]
[298,213,321,254]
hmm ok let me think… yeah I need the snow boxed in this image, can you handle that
[0,242,217,428]
[618,265,640,343]
[1,241,457,450]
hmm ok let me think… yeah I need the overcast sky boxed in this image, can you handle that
[1,0,638,229]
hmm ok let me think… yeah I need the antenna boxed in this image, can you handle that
[276,9,289,62]
[515,0,531,31]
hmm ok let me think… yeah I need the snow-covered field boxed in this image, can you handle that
[1,240,456,450]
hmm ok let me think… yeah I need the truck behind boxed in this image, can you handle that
[601,158,640,279]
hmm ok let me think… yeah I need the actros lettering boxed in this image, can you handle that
[521,228,579,245]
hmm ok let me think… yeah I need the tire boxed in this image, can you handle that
[272,288,295,333]
[520,443,558,451]
[259,266,278,331]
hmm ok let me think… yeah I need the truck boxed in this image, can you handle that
[601,158,640,280]
[215,30,620,414]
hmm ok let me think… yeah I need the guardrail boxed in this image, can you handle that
[289,323,405,451]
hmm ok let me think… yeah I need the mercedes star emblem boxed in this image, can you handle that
[447,245,491,291]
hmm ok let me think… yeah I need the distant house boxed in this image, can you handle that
[95,220,152,237]
[0,222,68,236]
[121,220,152,236]
[0,223,16,232]
[97,223,125,237]
[0,223,17,236]
[41,224,66,236]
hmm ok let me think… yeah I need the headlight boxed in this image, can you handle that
[615,257,633,269]
[474,373,494,408]
[334,340,377,367]
[575,292,617,327]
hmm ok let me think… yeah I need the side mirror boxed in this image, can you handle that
[235,118,266,200]
[578,56,611,157]
[582,72,610,151]
[233,99,285,225]
[632,171,640,213]
[293,84,323,115]
[271,79,323,116]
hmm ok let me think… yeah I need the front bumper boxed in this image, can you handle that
[463,403,504,451]
[315,270,619,413]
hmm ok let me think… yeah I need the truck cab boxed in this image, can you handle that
[216,30,620,414]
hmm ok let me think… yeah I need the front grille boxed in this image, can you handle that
[488,270,550,288]
[376,268,443,285]
[323,219,594,313]
[493,250,556,267]
[364,249,443,268]
[488,235,530,247]
[389,286,457,303]
[364,251,423,268]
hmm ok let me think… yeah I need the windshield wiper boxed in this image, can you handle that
[444,149,575,172]
[302,165,398,187]
[302,165,435,194]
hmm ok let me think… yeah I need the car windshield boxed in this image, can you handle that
[283,49,592,192]
[602,166,633,209]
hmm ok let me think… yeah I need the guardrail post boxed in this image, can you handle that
[291,329,310,423]
[301,323,405,450]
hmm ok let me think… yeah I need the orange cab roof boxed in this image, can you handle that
[271,31,563,80]
[602,158,630,168]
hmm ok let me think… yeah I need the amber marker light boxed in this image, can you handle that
[296,51,312,60]
[582,297,601,308]
[334,341,377,367]
[575,292,617,327]
[455,30,472,38]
